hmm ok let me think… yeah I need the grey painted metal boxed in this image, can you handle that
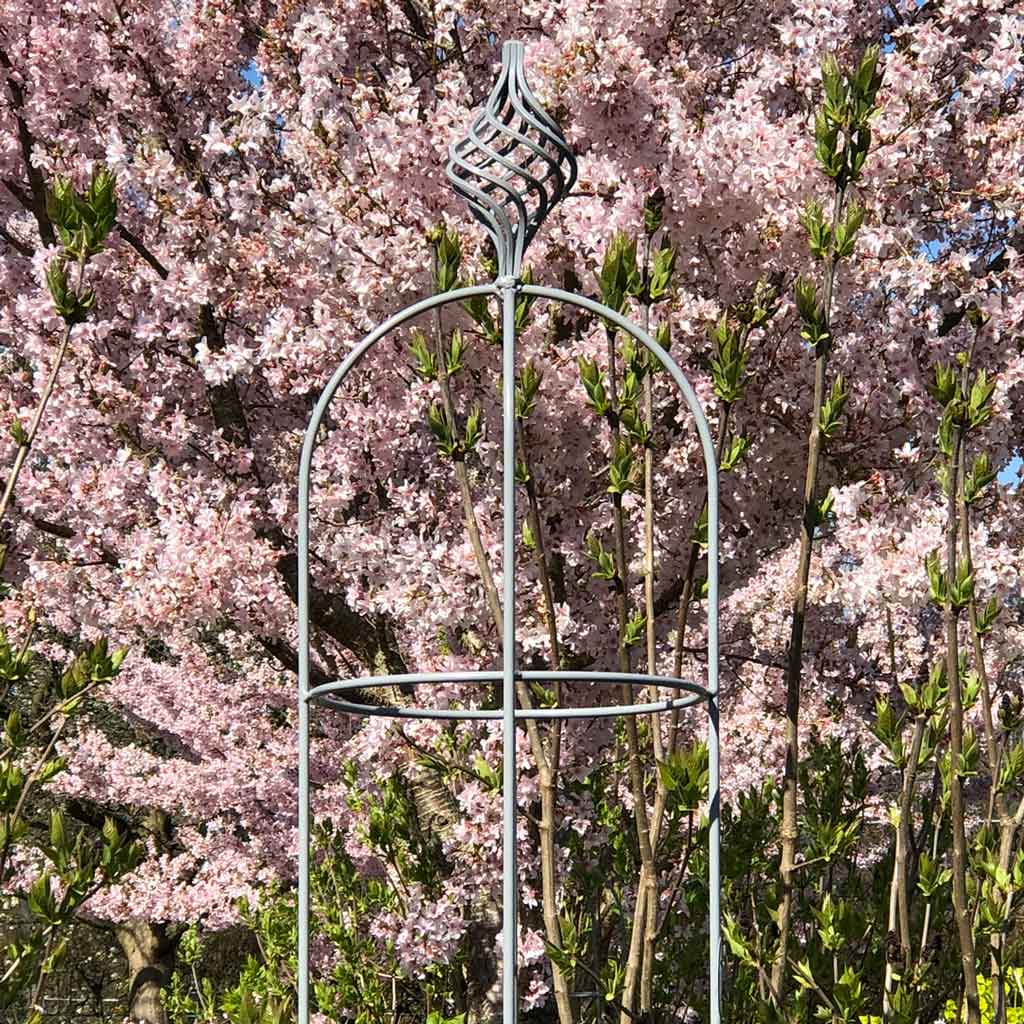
[500,280,518,1024]
[307,669,710,704]
[307,670,708,719]
[313,692,706,720]
[446,41,577,278]
[299,38,720,1024]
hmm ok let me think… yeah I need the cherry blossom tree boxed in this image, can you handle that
[1,0,1022,1022]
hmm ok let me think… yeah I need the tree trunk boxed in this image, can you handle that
[465,898,503,1024]
[409,761,503,1023]
[115,920,176,1024]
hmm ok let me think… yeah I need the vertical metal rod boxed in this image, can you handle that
[298,445,312,1023]
[707,461,721,1024]
[500,276,518,1024]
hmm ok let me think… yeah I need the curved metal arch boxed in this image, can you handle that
[520,285,721,1024]
[296,285,720,559]
[298,281,720,1024]
[520,283,720,687]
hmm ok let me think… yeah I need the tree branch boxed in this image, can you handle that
[117,222,169,279]
[0,46,56,246]
[0,219,31,257]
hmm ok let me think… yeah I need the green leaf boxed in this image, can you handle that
[799,199,832,260]
[872,696,904,764]
[462,403,483,454]
[792,958,818,992]
[45,256,94,324]
[584,532,617,582]
[976,595,1000,636]
[708,314,749,403]
[49,809,67,854]
[463,293,498,343]
[720,435,750,472]
[642,187,666,236]
[692,504,709,551]
[917,853,951,897]
[618,368,641,411]
[814,111,842,179]
[46,170,118,258]
[445,328,467,376]
[853,44,884,107]
[928,363,958,407]
[898,681,920,714]
[999,743,1024,793]
[433,228,462,293]
[101,816,121,848]
[46,177,79,244]
[963,452,996,505]
[794,276,819,325]
[597,232,641,314]
[834,201,865,260]
[654,320,671,352]
[1,762,26,812]
[83,168,118,246]
[818,373,849,438]
[577,356,610,416]
[734,276,782,328]
[622,611,646,649]
[26,872,57,923]
[521,519,537,552]
[516,360,542,420]
[647,242,677,302]
[967,368,996,429]
[924,549,946,607]
[607,439,638,495]
[9,418,28,447]
[816,489,835,525]
[37,756,66,784]
[936,408,956,458]
[426,403,458,458]
[409,329,437,379]
[619,405,650,447]
[950,558,974,610]
[722,913,757,967]
[4,709,23,749]
[620,336,645,378]
[514,267,537,331]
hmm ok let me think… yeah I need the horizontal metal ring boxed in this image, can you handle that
[305,670,712,721]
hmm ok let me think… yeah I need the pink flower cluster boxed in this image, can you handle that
[0,0,1022,1003]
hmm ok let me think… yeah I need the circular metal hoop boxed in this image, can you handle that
[306,670,710,720]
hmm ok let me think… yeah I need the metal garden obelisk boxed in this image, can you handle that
[298,40,721,1024]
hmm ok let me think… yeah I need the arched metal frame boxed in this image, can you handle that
[299,38,720,1024]
[299,284,721,1024]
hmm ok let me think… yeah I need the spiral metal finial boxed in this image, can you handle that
[446,40,577,279]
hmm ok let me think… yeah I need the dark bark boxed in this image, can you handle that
[196,303,253,450]
[115,920,177,1024]
[0,46,56,247]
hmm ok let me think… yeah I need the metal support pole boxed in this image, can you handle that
[499,276,518,1024]
[708,697,721,1024]
[298,455,311,1024]
[706,405,721,1024]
